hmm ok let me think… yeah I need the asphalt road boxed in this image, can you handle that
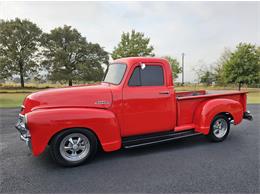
[0,105,259,193]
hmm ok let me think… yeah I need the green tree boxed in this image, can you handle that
[193,62,216,86]
[112,30,154,59]
[200,70,215,86]
[222,43,260,90]
[163,56,182,80]
[0,18,42,87]
[214,48,232,85]
[41,25,109,86]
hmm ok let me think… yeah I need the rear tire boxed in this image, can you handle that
[207,114,230,142]
[49,128,98,167]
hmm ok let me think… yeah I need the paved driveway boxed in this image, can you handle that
[0,105,259,193]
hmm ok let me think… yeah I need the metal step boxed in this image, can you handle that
[122,130,202,149]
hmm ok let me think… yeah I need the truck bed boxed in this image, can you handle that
[176,90,206,97]
[175,90,247,127]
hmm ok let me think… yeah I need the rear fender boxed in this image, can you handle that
[27,108,121,156]
[194,98,243,134]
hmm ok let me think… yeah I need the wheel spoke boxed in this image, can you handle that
[69,138,74,144]
[78,145,86,150]
[76,137,81,144]
[71,150,77,156]
[64,146,72,151]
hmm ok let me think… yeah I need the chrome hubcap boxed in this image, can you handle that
[213,118,228,138]
[59,133,90,162]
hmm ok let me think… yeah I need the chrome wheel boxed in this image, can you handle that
[213,118,228,138]
[59,133,90,162]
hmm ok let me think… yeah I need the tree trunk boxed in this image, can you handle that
[19,61,25,88]
[69,80,72,86]
[238,82,242,91]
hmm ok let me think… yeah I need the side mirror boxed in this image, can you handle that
[140,63,146,70]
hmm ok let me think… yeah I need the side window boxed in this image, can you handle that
[128,65,164,86]
[128,67,141,86]
[141,66,164,86]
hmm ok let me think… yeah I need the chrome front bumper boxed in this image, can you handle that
[15,114,32,151]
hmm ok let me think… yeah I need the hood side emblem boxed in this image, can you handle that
[95,100,110,105]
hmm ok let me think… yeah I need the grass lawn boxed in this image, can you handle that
[0,93,29,108]
[0,86,259,108]
[247,91,260,104]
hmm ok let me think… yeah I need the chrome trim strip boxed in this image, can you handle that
[95,100,110,105]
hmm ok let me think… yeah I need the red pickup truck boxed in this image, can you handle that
[16,57,253,166]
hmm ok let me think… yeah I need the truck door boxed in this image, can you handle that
[122,63,175,137]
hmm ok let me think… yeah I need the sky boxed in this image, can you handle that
[0,1,259,82]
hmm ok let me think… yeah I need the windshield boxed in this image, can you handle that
[103,63,127,85]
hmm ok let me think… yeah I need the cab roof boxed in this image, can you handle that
[113,57,169,67]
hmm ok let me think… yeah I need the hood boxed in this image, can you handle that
[22,83,112,114]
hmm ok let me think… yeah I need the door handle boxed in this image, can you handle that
[159,91,170,95]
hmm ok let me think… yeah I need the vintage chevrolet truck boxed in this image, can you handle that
[16,57,253,166]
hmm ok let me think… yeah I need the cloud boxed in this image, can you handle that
[0,1,258,82]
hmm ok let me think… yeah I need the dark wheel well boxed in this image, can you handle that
[217,112,234,123]
[48,127,102,150]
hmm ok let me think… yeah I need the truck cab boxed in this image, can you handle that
[16,57,253,167]
[105,58,176,137]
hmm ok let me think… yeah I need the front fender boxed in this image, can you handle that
[194,98,243,134]
[27,108,121,156]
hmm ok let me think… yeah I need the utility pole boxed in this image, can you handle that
[181,53,185,86]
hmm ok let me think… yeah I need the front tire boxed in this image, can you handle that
[207,114,230,142]
[50,128,98,167]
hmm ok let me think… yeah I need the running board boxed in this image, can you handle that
[122,130,202,149]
